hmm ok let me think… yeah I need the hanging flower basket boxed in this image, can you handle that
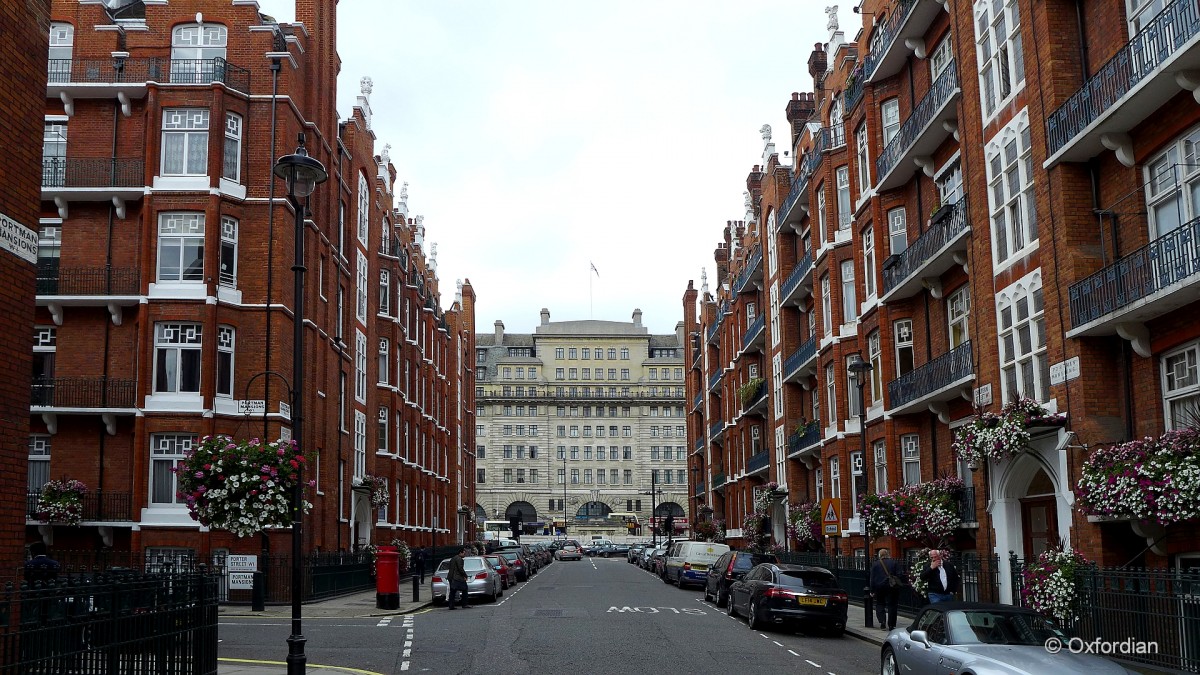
[356,475,390,508]
[1076,427,1200,526]
[1020,546,1091,622]
[693,519,720,542]
[174,435,315,538]
[953,398,1067,465]
[786,501,822,551]
[859,476,964,545]
[35,478,88,526]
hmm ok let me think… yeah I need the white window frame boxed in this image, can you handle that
[829,457,841,499]
[28,435,51,492]
[872,439,888,494]
[895,319,915,377]
[821,274,832,335]
[825,363,837,425]
[881,98,901,148]
[997,270,1048,404]
[863,225,876,300]
[855,123,871,195]
[357,173,369,246]
[948,285,971,349]
[930,35,954,80]
[355,329,367,403]
[157,212,205,283]
[216,325,234,398]
[868,330,882,406]
[1145,124,1200,240]
[1163,340,1200,430]
[974,0,1025,121]
[902,434,921,486]
[888,208,907,256]
[222,112,242,183]
[354,410,367,479]
[356,251,368,324]
[160,109,209,176]
[378,338,390,385]
[219,216,237,288]
[379,270,391,316]
[154,323,202,394]
[840,259,857,323]
[835,166,852,230]
[817,185,828,245]
[985,110,1037,269]
[151,433,195,505]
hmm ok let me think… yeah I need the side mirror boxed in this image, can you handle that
[910,630,931,648]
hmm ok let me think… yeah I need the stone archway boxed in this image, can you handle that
[505,501,537,522]
[576,501,611,521]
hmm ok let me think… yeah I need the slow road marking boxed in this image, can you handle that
[606,606,705,615]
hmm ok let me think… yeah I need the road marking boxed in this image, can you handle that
[376,618,391,627]
[218,658,383,674]
[403,649,411,658]
[759,633,770,639]
[788,650,800,656]
[400,662,409,671]
[773,641,783,647]
[404,641,411,648]
[806,659,821,668]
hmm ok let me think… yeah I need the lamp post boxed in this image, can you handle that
[562,456,568,537]
[848,352,874,627]
[642,472,664,547]
[273,133,327,675]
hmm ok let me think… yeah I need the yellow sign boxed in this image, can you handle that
[820,498,841,536]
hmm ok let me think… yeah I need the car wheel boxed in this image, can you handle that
[747,600,761,630]
[726,595,737,617]
[703,585,712,602]
[716,587,729,608]
[675,574,683,588]
[881,646,898,675]
[825,625,844,638]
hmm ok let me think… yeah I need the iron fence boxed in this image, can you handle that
[36,265,138,296]
[167,58,250,92]
[46,57,168,84]
[741,314,765,351]
[0,570,219,675]
[860,0,918,81]
[42,157,144,189]
[786,424,821,457]
[1010,555,1200,673]
[746,450,769,474]
[26,491,133,522]
[30,376,136,409]
[886,340,973,410]
[881,198,970,295]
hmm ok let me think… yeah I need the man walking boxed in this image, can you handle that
[24,542,60,584]
[447,547,471,610]
[922,549,960,604]
[869,548,907,630]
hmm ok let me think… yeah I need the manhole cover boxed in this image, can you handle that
[534,609,564,617]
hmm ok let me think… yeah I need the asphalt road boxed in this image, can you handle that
[219,556,880,674]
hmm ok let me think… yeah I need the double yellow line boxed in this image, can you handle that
[218,658,384,674]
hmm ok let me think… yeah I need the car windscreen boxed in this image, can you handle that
[778,570,838,589]
[464,557,487,571]
[484,556,504,567]
[734,553,777,570]
[499,552,521,562]
[947,610,1067,646]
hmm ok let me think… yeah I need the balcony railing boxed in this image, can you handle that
[47,57,167,84]
[1046,0,1200,159]
[733,250,763,295]
[167,58,251,92]
[706,317,722,344]
[694,481,705,496]
[887,340,973,411]
[787,425,822,457]
[783,337,818,379]
[881,198,970,299]
[846,68,867,112]
[36,266,139,296]
[740,381,767,415]
[957,486,977,523]
[708,371,723,392]
[42,158,144,189]
[712,472,726,489]
[694,438,704,452]
[828,123,846,149]
[1069,217,1200,330]
[781,253,814,303]
[30,376,137,409]
[875,62,959,189]
[692,392,703,410]
[27,490,133,522]
[709,419,724,439]
[863,0,920,82]
[741,314,765,352]
[747,450,769,475]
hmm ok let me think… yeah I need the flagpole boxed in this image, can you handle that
[589,264,593,319]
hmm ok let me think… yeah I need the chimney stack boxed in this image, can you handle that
[632,309,643,328]
[494,320,504,344]
[540,308,551,326]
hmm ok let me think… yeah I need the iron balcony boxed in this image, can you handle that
[957,486,978,526]
[740,381,768,417]
[709,418,725,441]
[1045,0,1200,166]
[875,62,961,191]
[779,127,832,228]
[733,249,764,296]
[886,340,974,418]
[712,472,727,491]
[880,198,971,302]
[866,0,946,84]
[741,314,766,354]
[746,450,770,475]
[781,253,815,306]
[782,336,818,383]
[708,371,723,393]
[31,376,137,410]
[1067,217,1200,343]
[37,266,139,297]
[166,58,251,92]
[692,392,703,411]
[27,490,134,522]
[787,425,822,459]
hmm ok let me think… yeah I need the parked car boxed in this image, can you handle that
[430,555,503,605]
[881,602,1139,675]
[640,545,665,570]
[663,541,731,588]
[497,544,539,575]
[648,547,669,576]
[627,544,647,564]
[484,554,517,589]
[727,563,848,636]
[704,550,779,607]
[555,544,583,561]
[496,550,532,581]
[599,543,630,558]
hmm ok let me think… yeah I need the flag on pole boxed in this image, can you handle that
[590,262,599,277]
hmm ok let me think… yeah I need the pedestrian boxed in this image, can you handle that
[447,547,471,610]
[24,542,60,584]
[414,547,426,584]
[922,549,960,604]
[869,548,907,630]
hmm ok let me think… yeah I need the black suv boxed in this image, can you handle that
[703,550,779,607]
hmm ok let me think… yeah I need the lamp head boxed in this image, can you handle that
[273,133,328,198]
[847,352,873,379]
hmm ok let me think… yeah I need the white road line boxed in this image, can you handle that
[400,662,409,671]
[759,633,770,639]
[773,641,783,647]
[376,618,391,627]
[806,659,821,668]
[403,649,411,658]
[788,650,800,657]
[404,641,412,648]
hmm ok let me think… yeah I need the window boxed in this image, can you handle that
[340,374,348,433]
[825,363,837,425]
[975,0,1024,118]
[902,434,921,485]
[817,185,828,244]
[157,213,205,282]
[835,166,851,230]
[219,217,238,287]
[609,348,617,360]
[624,469,633,484]
[986,112,1036,265]
[948,286,970,348]
[336,285,345,342]
[556,348,565,359]
[154,323,202,393]
[354,411,367,478]
[571,469,579,484]
[355,329,367,402]
[356,252,368,323]
[863,226,876,299]
[222,112,242,182]
[170,23,227,83]
[379,270,391,315]
[1164,341,1200,429]
[28,435,50,492]
[357,174,369,245]
[847,357,863,418]
[930,36,954,81]
[841,259,857,323]
[821,274,832,335]
[47,23,73,81]
[477,468,486,484]
[378,338,390,385]
[161,109,209,176]
[1145,125,1200,240]
[43,122,67,188]
[503,469,513,484]
[866,330,883,406]
[873,440,888,494]
[894,319,915,376]
[998,273,1048,404]
[815,469,824,503]
[216,326,234,398]
[855,123,870,194]
[888,208,907,256]
[151,433,195,505]
[829,457,841,499]
[556,368,565,380]
[881,98,900,147]
[850,451,865,515]
[621,369,630,380]
[938,158,965,205]
[377,407,389,453]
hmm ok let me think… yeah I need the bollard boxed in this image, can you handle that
[251,571,265,612]
[412,573,420,602]
[863,586,874,628]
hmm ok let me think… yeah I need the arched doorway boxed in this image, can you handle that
[576,501,611,521]
[1020,467,1059,558]
[505,501,537,522]
[653,502,685,518]
[654,501,685,536]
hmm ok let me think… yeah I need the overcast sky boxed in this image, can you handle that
[257,1,849,335]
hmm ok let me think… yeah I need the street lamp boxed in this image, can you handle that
[562,456,568,538]
[273,133,328,675]
[642,471,665,547]
[847,352,874,627]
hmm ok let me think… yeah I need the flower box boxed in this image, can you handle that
[35,478,88,526]
[1076,427,1200,527]
[859,476,965,546]
[953,398,1067,465]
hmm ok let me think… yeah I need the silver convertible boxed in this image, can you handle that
[881,602,1138,675]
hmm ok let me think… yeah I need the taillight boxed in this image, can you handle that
[513,560,523,566]
[764,587,795,599]
[726,559,736,578]
[432,576,443,583]
[832,591,848,602]
[474,572,488,580]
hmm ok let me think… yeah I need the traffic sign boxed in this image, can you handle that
[820,498,840,536]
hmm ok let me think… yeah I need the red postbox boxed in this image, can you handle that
[376,546,400,610]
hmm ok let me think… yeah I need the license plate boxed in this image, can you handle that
[690,565,707,571]
[795,596,827,607]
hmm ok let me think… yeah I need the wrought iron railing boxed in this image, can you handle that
[167,58,251,92]
[1046,0,1200,157]
[711,472,726,488]
[42,157,144,189]
[829,123,846,149]
[782,253,814,300]
[1010,554,1200,673]
[787,424,821,456]
[46,56,168,84]
[741,314,765,351]
[957,486,977,523]
[881,197,970,295]
[1069,217,1200,328]
[862,0,920,81]
[708,371,722,392]
[694,481,705,496]
[887,340,972,410]
[733,249,763,295]
[784,336,818,377]
[30,376,137,408]
[706,317,722,343]
[36,266,138,296]
[747,450,769,474]
[845,68,867,112]
[692,392,703,409]
[875,62,959,183]
[780,552,1001,612]
[709,419,724,439]
[740,381,767,414]
[694,438,703,451]
[26,491,133,521]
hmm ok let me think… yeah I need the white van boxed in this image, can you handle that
[663,541,730,588]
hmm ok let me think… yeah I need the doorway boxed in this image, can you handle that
[1020,468,1059,559]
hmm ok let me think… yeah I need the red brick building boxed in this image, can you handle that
[29,0,475,565]
[687,0,1200,610]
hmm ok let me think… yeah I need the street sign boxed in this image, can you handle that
[229,572,254,590]
[820,498,840,536]
[236,400,266,415]
[226,555,258,572]
[1050,356,1081,386]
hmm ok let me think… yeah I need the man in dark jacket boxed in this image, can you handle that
[447,547,470,610]
[24,542,60,584]
[922,549,960,603]
[869,548,907,630]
